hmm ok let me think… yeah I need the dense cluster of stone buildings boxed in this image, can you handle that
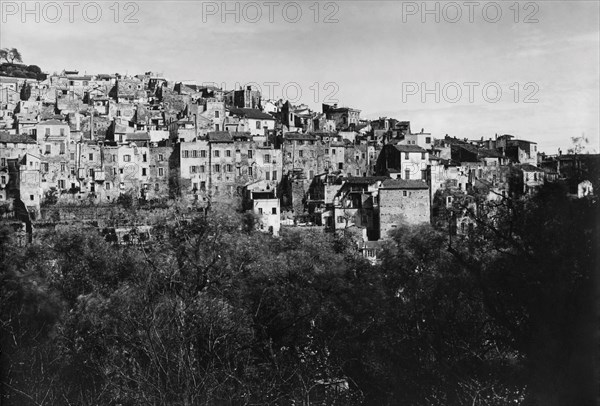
[1,70,597,258]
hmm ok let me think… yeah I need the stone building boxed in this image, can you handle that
[378,179,430,238]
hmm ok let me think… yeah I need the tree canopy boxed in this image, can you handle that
[1,185,597,405]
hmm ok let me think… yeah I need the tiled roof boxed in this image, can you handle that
[228,108,275,120]
[516,164,543,172]
[0,132,36,144]
[39,119,67,126]
[380,179,429,190]
[208,132,233,142]
[343,176,389,185]
[126,132,150,141]
[284,132,318,141]
[394,144,427,153]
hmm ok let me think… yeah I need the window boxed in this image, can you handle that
[325,148,329,154]
[61,163,66,172]
[45,128,50,136]
[183,150,189,158]
[332,149,336,155]
[89,168,94,178]
[142,168,147,176]
[154,183,159,191]
[421,152,426,160]
[299,150,304,158]
[143,153,147,162]
[405,169,410,179]
[30,194,34,201]
[258,208,263,214]
[72,167,76,175]
[200,150,206,158]
[158,167,164,176]
[158,153,164,161]
[214,150,220,157]
[405,152,409,159]
[266,171,270,181]
[1,176,6,185]
[403,190,408,196]
[60,143,66,154]
[192,182,198,191]
[338,162,343,170]
[226,150,231,157]
[214,164,220,172]
[199,165,205,173]
[425,137,431,143]
[226,164,232,172]
[337,216,345,223]
[421,170,427,180]
[58,179,65,189]
[192,150,198,158]
[190,166,197,174]
[248,167,253,176]
[256,121,261,129]
[120,169,124,174]
[200,181,206,190]
[264,154,271,164]
[248,150,253,159]
[215,110,220,118]
[42,162,49,172]
[124,155,131,162]
[272,207,277,214]
[89,153,94,161]
[105,182,111,190]
[0,158,4,167]
[60,128,65,136]
[272,171,277,180]
[45,145,51,154]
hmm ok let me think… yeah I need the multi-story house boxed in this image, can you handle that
[375,144,429,181]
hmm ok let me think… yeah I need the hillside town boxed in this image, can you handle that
[0,68,598,260]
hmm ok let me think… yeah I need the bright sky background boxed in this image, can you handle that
[1,0,598,153]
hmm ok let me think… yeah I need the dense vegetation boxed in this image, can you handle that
[0,48,46,80]
[1,183,597,405]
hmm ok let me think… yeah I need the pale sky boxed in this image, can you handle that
[1,0,598,153]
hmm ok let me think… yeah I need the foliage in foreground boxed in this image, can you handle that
[1,184,597,405]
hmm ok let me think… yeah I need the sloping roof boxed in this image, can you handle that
[126,132,150,141]
[228,108,275,120]
[207,132,233,142]
[343,176,388,185]
[0,132,36,144]
[39,119,67,126]
[516,164,543,172]
[393,144,427,153]
[380,179,429,190]
[285,132,318,141]
[231,131,252,140]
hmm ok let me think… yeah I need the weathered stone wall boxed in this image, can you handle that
[379,187,430,238]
